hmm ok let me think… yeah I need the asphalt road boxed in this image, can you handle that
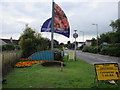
[65,50,120,65]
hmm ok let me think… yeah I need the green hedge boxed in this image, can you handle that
[82,46,100,54]
[2,44,15,51]
[100,43,120,57]
[82,43,120,57]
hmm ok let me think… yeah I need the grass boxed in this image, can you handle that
[2,56,120,88]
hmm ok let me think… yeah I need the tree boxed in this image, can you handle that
[110,19,120,32]
[19,27,37,57]
[67,41,71,49]
[19,26,52,57]
[91,38,97,46]
[54,39,59,48]
[36,37,51,51]
[109,19,120,43]
[98,32,116,44]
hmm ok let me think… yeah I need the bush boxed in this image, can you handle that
[82,46,99,54]
[100,47,109,55]
[53,48,63,61]
[100,43,120,57]
[82,46,90,52]
[2,44,15,51]
[82,43,120,57]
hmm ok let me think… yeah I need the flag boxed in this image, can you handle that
[41,2,70,38]
[41,18,52,32]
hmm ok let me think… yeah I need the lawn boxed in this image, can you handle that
[2,56,120,88]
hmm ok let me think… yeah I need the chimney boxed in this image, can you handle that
[10,37,13,43]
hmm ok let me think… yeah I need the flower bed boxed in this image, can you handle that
[14,61,45,68]
[14,59,63,68]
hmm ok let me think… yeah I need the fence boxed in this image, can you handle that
[1,50,21,77]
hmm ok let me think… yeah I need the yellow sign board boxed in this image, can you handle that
[94,63,120,80]
[68,52,74,60]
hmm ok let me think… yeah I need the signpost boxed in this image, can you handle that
[73,30,78,61]
[73,33,78,39]
[94,63,120,81]
[68,52,75,61]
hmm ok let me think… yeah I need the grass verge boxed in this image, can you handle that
[2,56,120,88]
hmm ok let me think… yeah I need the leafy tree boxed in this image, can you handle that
[98,32,116,44]
[109,19,120,43]
[19,26,52,57]
[110,19,120,32]
[91,38,97,46]
[54,39,59,48]
[19,27,37,57]
[67,41,71,49]
[36,37,51,52]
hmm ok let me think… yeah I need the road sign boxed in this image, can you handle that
[94,63,120,80]
[68,52,75,60]
[73,33,78,39]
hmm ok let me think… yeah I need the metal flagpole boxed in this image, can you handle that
[51,0,54,50]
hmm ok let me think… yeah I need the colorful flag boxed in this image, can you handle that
[41,2,70,38]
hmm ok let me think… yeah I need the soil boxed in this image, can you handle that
[41,62,66,68]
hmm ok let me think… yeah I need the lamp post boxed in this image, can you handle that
[92,24,98,53]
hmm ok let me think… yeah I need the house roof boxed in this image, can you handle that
[86,40,92,42]
[1,39,19,45]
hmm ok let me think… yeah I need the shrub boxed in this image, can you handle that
[53,48,63,61]
[82,46,90,52]
[2,44,15,51]
[82,46,99,54]
[100,43,120,57]
[100,47,109,55]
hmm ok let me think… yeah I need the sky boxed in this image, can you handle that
[0,0,119,44]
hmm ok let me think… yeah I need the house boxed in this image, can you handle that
[84,40,92,46]
[77,42,84,47]
[0,37,19,46]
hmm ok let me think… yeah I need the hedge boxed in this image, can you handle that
[2,44,15,51]
[82,43,120,57]
[100,44,120,57]
[82,46,101,54]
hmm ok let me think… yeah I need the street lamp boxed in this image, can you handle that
[92,24,98,53]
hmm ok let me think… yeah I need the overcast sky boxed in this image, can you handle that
[0,0,119,44]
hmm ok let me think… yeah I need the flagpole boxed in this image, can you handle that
[51,0,54,50]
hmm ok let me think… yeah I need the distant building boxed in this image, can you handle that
[85,40,92,46]
[0,37,19,46]
[77,42,84,47]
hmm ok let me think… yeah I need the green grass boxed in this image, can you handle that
[2,56,120,88]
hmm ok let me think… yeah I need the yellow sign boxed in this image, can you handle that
[94,63,120,80]
[68,52,74,60]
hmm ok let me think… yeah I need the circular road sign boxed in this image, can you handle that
[73,33,78,39]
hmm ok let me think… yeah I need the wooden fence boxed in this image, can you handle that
[1,50,21,77]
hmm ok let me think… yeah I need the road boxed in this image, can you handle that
[65,50,120,65]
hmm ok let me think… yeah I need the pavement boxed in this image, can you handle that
[65,50,120,65]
